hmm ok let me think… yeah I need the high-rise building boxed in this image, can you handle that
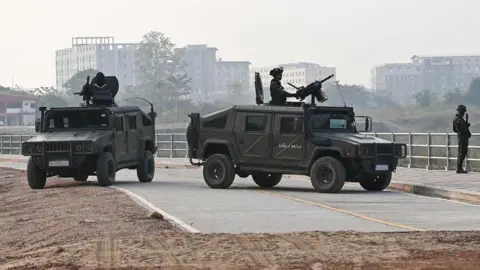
[250,62,337,94]
[55,37,138,91]
[214,59,251,95]
[371,54,480,104]
[177,45,218,98]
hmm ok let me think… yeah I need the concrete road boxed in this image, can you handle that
[3,162,480,234]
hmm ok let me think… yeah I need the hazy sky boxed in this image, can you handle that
[1,0,479,88]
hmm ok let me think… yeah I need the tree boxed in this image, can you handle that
[31,87,68,107]
[134,31,192,115]
[464,77,480,105]
[443,88,464,105]
[413,89,437,107]
[227,80,244,97]
[63,68,100,94]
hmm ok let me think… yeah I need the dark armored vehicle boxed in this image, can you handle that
[22,75,158,189]
[186,73,407,193]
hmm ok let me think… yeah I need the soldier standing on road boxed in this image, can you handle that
[269,67,298,105]
[453,104,471,173]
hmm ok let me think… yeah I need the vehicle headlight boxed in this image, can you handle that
[395,144,407,157]
[85,141,93,152]
[23,143,33,154]
[75,143,83,152]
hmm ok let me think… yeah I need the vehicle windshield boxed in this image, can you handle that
[309,112,357,133]
[45,110,110,130]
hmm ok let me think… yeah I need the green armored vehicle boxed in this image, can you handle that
[186,73,407,193]
[22,74,157,189]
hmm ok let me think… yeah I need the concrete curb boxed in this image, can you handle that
[388,182,480,205]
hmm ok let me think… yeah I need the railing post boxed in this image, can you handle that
[0,135,3,155]
[391,133,395,142]
[408,133,412,168]
[426,133,431,170]
[9,135,12,155]
[19,135,23,155]
[445,133,450,171]
[465,136,469,171]
[170,134,174,158]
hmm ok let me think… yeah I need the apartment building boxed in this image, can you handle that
[214,59,251,95]
[55,37,138,91]
[250,62,337,94]
[371,54,480,104]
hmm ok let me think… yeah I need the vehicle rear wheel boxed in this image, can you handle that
[27,157,46,189]
[74,175,89,182]
[96,152,116,186]
[202,154,235,189]
[359,172,392,191]
[251,172,282,187]
[137,150,155,183]
[310,156,346,193]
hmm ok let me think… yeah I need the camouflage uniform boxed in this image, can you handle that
[453,104,471,173]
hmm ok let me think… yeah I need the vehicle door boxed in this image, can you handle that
[126,113,139,161]
[113,114,127,163]
[272,114,306,162]
[233,112,272,163]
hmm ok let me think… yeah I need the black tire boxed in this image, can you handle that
[310,156,346,193]
[96,152,116,186]
[251,172,282,187]
[137,150,155,183]
[74,175,89,182]
[202,154,235,189]
[359,172,392,191]
[26,157,46,189]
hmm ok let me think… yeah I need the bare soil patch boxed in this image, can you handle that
[0,167,479,269]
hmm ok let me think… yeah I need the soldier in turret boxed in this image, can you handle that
[453,104,471,173]
[269,67,298,105]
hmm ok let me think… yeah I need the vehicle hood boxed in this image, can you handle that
[26,130,111,142]
[313,132,393,145]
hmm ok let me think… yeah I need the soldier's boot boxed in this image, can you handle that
[456,163,468,173]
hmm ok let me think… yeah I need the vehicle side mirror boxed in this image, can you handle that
[35,119,41,133]
[364,117,372,132]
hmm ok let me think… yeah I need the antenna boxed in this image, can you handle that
[334,80,347,107]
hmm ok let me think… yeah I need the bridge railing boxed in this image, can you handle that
[1,133,479,171]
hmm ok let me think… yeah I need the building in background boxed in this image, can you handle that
[55,37,139,91]
[177,45,218,99]
[0,92,38,126]
[214,59,251,95]
[371,54,480,105]
[250,62,337,95]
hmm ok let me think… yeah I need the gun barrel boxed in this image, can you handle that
[319,74,335,84]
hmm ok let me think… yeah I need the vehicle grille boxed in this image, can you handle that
[376,144,394,155]
[46,142,71,152]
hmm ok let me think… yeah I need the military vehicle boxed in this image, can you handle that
[186,73,407,193]
[21,74,158,189]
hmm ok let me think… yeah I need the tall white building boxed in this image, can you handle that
[214,59,251,94]
[55,37,138,91]
[371,54,480,104]
[250,62,337,94]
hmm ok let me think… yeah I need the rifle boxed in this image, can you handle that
[466,113,469,124]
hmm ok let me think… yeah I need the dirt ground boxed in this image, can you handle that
[1,168,479,270]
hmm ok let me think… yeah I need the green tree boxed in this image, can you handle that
[227,80,244,97]
[32,87,68,107]
[413,89,437,107]
[443,88,464,105]
[134,31,192,115]
[63,68,100,94]
[464,77,480,105]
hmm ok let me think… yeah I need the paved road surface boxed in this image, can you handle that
[2,162,480,234]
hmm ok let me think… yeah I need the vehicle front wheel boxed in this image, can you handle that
[74,175,89,182]
[310,156,346,193]
[359,172,392,191]
[96,152,116,186]
[202,154,235,189]
[27,157,47,189]
[137,150,155,183]
[251,172,282,187]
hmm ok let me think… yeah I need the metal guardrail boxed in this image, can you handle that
[1,133,480,171]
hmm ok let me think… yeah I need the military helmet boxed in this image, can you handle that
[95,72,105,85]
[457,104,467,112]
[269,67,284,77]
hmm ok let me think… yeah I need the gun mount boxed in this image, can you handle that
[74,74,119,107]
[288,74,334,106]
